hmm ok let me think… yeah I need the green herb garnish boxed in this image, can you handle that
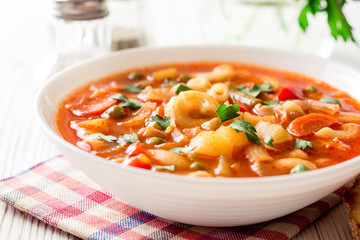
[150,114,170,130]
[294,139,313,150]
[89,133,117,142]
[161,78,178,86]
[290,164,310,174]
[128,72,145,80]
[169,146,193,154]
[261,101,280,108]
[111,93,144,110]
[264,136,274,147]
[320,97,341,105]
[152,165,175,172]
[216,103,240,122]
[119,133,139,143]
[298,0,356,43]
[229,120,261,145]
[124,85,143,93]
[175,84,191,94]
[234,83,272,98]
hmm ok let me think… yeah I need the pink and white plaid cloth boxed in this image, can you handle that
[0,155,345,240]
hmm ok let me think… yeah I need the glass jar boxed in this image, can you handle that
[47,0,110,71]
[107,0,142,50]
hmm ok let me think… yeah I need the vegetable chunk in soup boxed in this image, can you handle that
[56,62,360,177]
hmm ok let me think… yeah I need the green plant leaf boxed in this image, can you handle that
[320,97,341,105]
[161,78,178,86]
[216,103,240,122]
[150,114,170,130]
[229,120,261,145]
[111,93,144,110]
[124,85,143,93]
[152,165,175,172]
[290,163,310,174]
[175,84,191,94]
[298,0,356,43]
[234,83,272,97]
[294,139,313,150]
[89,133,117,142]
[169,146,193,154]
[264,136,274,147]
[261,101,280,108]
[119,133,139,143]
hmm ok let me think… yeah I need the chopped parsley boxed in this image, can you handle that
[234,83,272,98]
[229,120,261,145]
[294,139,313,150]
[216,103,240,122]
[124,85,143,93]
[298,0,356,43]
[119,133,139,143]
[150,114,170,130]
[320,97,341,105]
[161,78,178,86]
[152,165,175,172]
[89,133,117,142]
[111,93,128,102]
[169,146,193,154]
[264,136,274,147]
[290,164,310,174]
[111,93,144,110]
[175,84,191,94]
[261,101,280,108]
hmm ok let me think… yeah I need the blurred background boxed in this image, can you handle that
[1,0,360,87]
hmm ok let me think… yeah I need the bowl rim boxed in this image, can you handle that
[35,44,360,184]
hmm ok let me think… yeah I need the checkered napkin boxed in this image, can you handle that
[0,155,345,240]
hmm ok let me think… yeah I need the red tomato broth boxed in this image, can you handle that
[56,62,360,177]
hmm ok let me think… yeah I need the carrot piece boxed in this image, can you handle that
[287,113,339,137]
[72,95,117,116]
[126,142,147,157]
[154,106,165,117]
[124,153,152,170]
[136,102,157,115]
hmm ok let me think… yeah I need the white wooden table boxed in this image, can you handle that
[1,0,359,239]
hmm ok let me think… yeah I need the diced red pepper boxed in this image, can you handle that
[124,154,152,170]
[233,101,250,112]
[126,142,147,157]
[277,85,303,101]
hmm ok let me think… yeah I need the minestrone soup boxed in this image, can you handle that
[56,62,360,177]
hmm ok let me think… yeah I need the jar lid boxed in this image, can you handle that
[52,0,109,20]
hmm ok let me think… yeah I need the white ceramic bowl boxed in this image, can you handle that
[36,46,360,226]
